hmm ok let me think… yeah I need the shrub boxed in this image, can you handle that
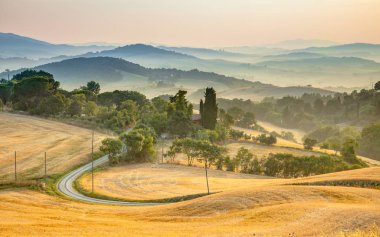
[303,138,317,150]
[256,134,277,145]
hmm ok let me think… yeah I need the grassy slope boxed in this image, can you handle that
[78,163,277,200]
[0,112,379,236]
[1,166,380,236]
[233,125,380,166]
[0,112,108,182]
[78,162,380,200]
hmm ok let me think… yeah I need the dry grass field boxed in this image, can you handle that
[226,141,319,159]
[78,163,380,201]
[258,120,306,143]
[233,125,380,166]
[1,112,379,236]
[0,112,108,182]
[78,163,278,200]
[233,126,305,149]
[1,166,380,236]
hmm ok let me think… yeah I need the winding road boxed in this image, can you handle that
[57,155,162,206]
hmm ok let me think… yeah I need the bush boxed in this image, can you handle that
[229,129,244,140]
[224,156,235,171]
[303,138,317,150]
[256,134,277,145]
[261,153,357,178]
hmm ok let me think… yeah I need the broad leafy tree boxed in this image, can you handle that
[120,126,155,162]
[303,138,317,150]
[374,81,380,91]
[100,138,123,165]
[235,147,253,172]
[11,71,60,113]
[84,81,101,94]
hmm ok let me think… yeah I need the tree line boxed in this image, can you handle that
[0,70,229,165]
[217,85,380,161]
[1,69,373,169]
[218,84,380,131]
[165,140,365,178]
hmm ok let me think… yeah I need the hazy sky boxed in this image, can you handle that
[1,0,379,47]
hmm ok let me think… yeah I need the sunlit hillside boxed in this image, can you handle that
[1,1,380,236]
[0,113,108,182]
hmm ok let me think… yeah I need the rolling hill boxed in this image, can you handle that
[0,57,37,72]
[257,56,380,73]
[259,52,325,62]
[158,45,260,63]
[264,39,337,50]
[293,43,380,62]
[1,57,335,100]
[77,43,380,88]
[79,43,266,76]
[0,113,107,182]
[0,33,115,59]
[2,33,380,89]
[0,91,379,237]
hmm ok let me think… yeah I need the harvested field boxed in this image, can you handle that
[78,163,278,200]
[226,141,319,159]
[0,112,108,182]
[1,112,380,236]
[1,183,379,236]
[78,162,380,201]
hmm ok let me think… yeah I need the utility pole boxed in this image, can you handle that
[44,152,47,181]
[161,139,164,163]
[204,158,210,195]
[14,151,17,182]
[91,130,94,193]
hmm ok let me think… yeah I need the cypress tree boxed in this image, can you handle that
[203,87,217,130]
[200,99,204,125]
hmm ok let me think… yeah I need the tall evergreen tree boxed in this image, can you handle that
[199,99,204,125]
[202,87,217,130]
[167,90,193,137]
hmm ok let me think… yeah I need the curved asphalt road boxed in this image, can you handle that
[57,155,162,206]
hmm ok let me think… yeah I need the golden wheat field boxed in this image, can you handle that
[1,113,380,236]
[78,163,278,200]
[0,112,107,182]
[78,162,380,200]
[226,141,319,158]
[1,177,380,236]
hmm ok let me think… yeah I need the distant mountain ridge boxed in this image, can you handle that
[260,52,325,61]
[257,56,380,72]
[1,57,255,88]
[292,43,380,62]
[265,39,337,50]
[157,46,259,62]
[2,33,380,88]
[84,44,196,59]
[0,57,334,101]
[0,33,115,59]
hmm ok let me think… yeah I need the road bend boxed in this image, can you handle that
[57,155,162,206]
